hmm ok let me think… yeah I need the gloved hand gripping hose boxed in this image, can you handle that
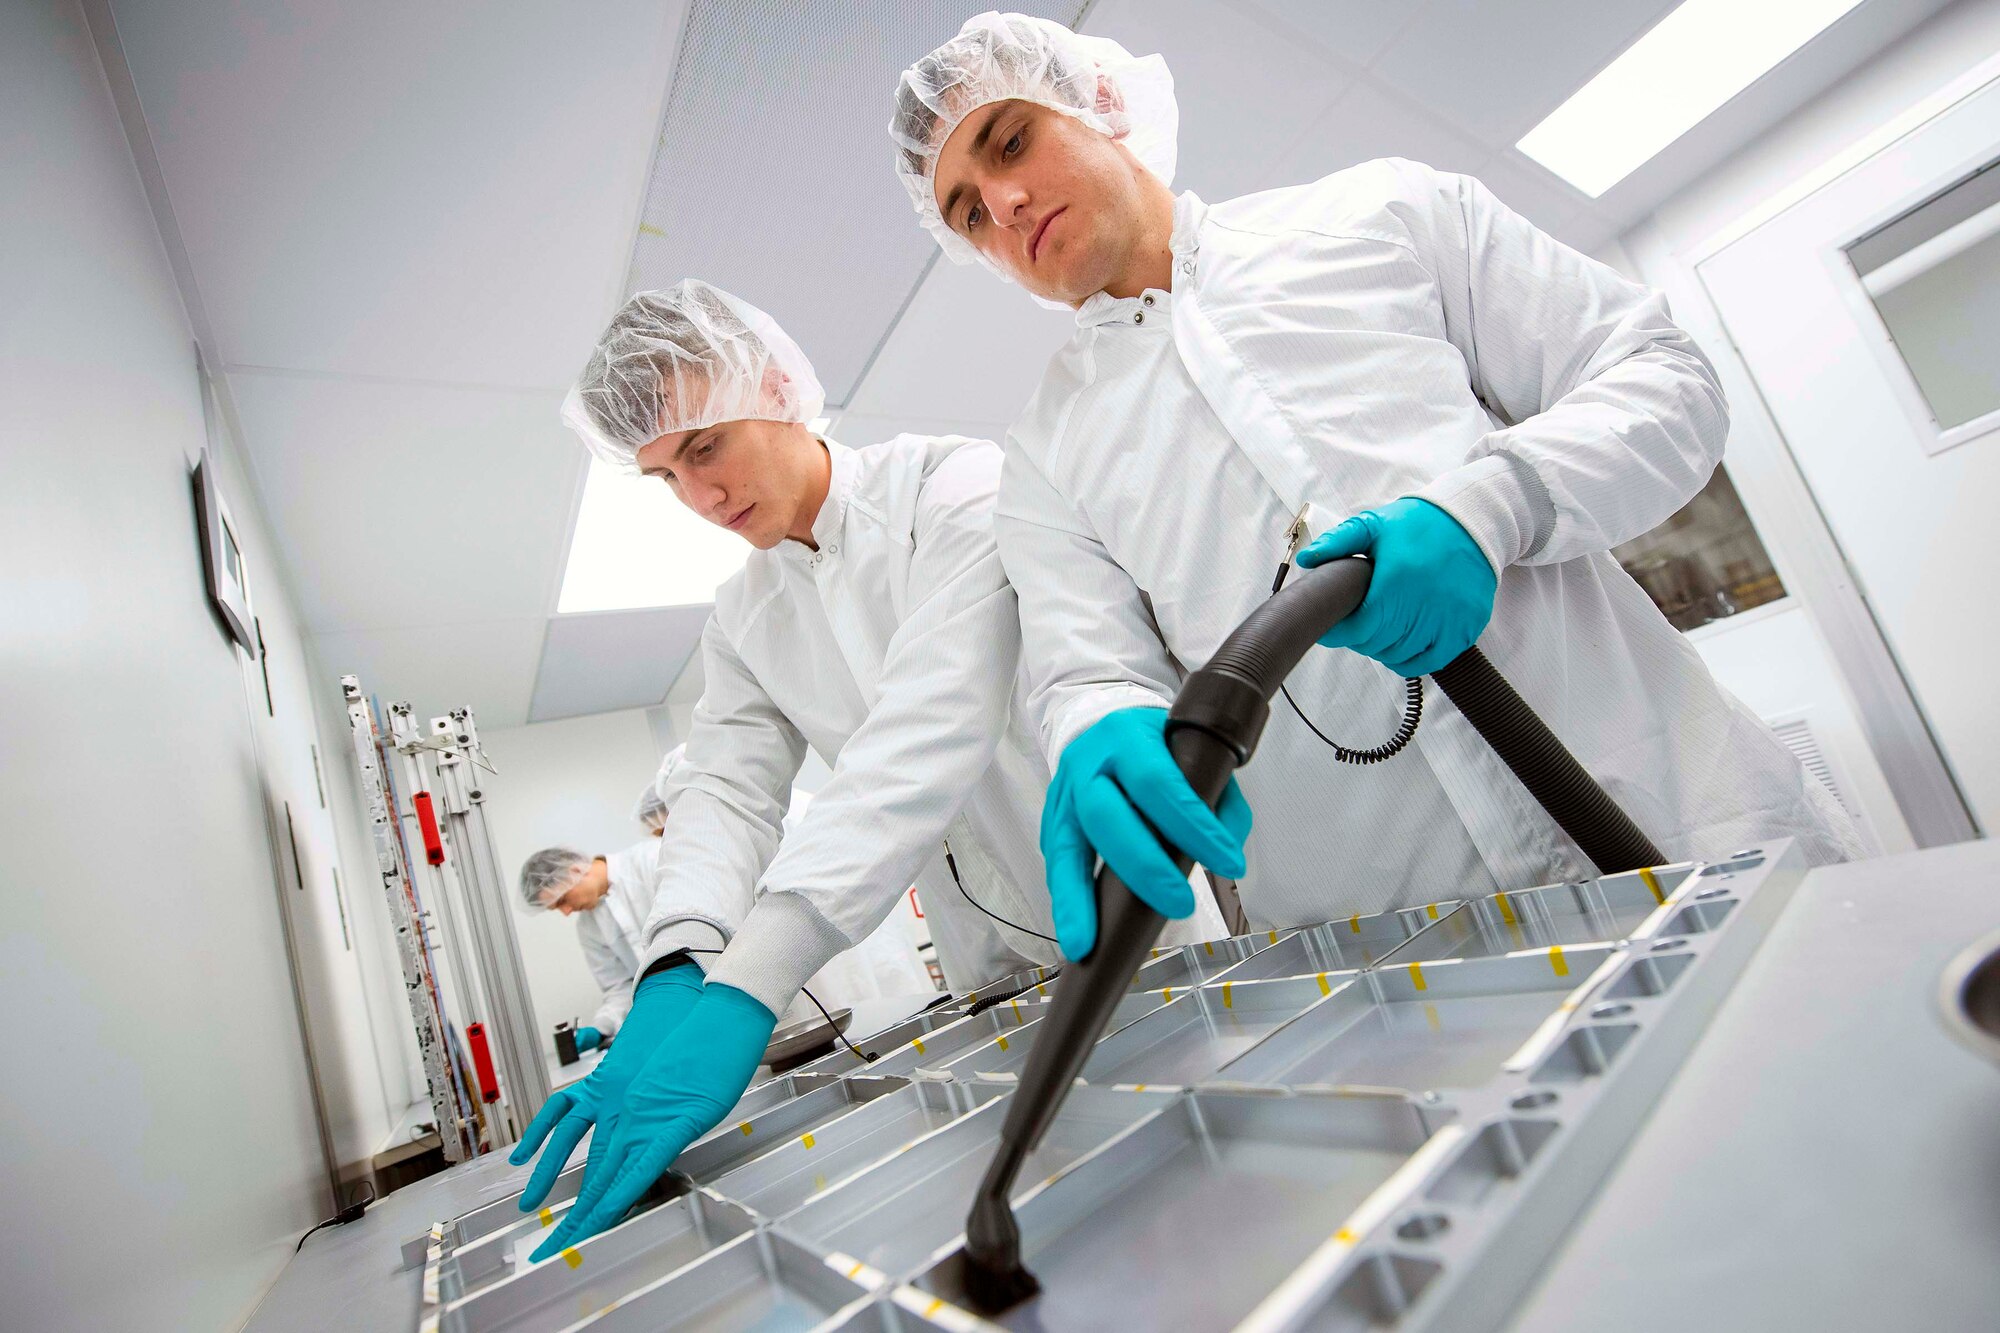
[955,556,1664,1311]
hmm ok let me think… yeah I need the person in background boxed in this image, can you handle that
[888,14,1859,961]
[514,279,1223,1260]
[517,843,658,1055]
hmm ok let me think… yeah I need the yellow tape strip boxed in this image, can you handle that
[1036,984,1048,997]
[1408,961,1428,991]
[996,1035,1009,1051]
[802,1133,817,1149]
[1426,902,1439,920]
[848,1261,865,1278]
[561,1248,583,1270]
[1204,940,1215,956]
[1495,892,1516,924]
[1640,866,1663,903]
[1333,1227,1357,1244]
[1221,983,1233,1009]
[1349,914,1361,933]
[538,1208,552,1227]
[1549,945,1570,977]
[1317,973,1331,996]
[1010,999,1022,1021]
[913,1038,925,1055]
[926,1298,944,1316]
[1424,1003,1441,1031]
[738,1122,752,1136]
[1162,986,1174,1003]
[1268,930,1279,944]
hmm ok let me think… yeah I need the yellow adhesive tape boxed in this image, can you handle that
[1349,914,1361,933]
[1162,985,1174,1003]
[1408,961,1428,991]
[1549,945,1570,977]
[1334,1227,1357,1245]
[1317,973,1331,996]
[1204,940,1215,956]
[1010,999,1022,1020]
[1426,903,1439,920]
[739,1122,753,1136]
[1036,984,1048,997]
[561,1248,583,1270]
[913,1038,925,1054]
[848,1261,864,1278]
[1425,1003,1441,1031]
[996,1035,1009,1051]
[1133,1084,1148,1092]
[1640,866,1663,903]
[1495,892,1516,924]
[926,1297,944,1317]
[538,1208,552,1227]
[1268,930,1279,944]
[802,1133,817,1149]
[1221,983,1233,1009]
[816,1175,827,1191]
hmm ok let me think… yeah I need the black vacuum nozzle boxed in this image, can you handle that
[952,555,1663,1312]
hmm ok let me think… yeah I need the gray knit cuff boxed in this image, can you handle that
[704,893,853,1021]
[1413,451,1554,571]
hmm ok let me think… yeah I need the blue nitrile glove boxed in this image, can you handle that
[509,965,701,1212]
[574,1026,603,1053]
[1040,706,1252,962]
[531,982,777,1262]
[1296,497,1497,677]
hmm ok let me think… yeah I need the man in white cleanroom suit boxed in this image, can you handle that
[889,13,1858,959]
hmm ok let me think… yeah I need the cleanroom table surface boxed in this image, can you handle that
[246,843,2000,1330]
[241,990,940,1333]
[1505,837,2000,1333]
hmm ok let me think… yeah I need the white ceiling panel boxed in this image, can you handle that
[229,371,581,632]
[623,0,1085,407]
[1235,0,1421,69]
[1373,0,1681,147]
[1088,0,1353,202]
[108,0,685,388]
[840,256,1073,427]
[1275,75,1492,188]
[1469,151,1592,238]
[528,606,712,723]
[316,617,549,728]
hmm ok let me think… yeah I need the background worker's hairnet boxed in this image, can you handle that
[889,12,1177,271]
[519,846,590,909]
[561,279,825,473]
[633,745,687,832]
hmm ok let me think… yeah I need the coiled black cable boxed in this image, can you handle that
[1270,558,1423,765]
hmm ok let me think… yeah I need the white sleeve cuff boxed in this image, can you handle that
[1046,683,1178,765]
[703,892,854,1021]
[1413,451,1555,572]
[636,916,730,979]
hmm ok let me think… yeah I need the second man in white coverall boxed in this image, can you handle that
[890,15,1860,959]
[514,278,1220,1258]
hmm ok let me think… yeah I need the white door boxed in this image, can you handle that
[1700,73,2000,839]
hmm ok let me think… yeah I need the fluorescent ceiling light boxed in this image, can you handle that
[556,459,748,614]
[1516,0,1865,197]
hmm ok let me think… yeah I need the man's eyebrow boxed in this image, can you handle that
[670,429,710,464]
[941,104,1007,227]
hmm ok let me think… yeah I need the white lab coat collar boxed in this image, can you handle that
[780,437,857,563]
[1075,191,1205,328]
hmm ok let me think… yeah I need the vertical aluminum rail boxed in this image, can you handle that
[340,676,474,1161]
[437,709,552,1127]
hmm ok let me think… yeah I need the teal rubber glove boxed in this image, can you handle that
[1296,497,1497,677]
[509,965,701,1212]
[574,1026,603,1053]
[1040,707,1252,961]
[531,982,776,1262]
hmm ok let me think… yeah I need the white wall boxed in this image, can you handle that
[0,2,382,1326]
[478,708,669,1057]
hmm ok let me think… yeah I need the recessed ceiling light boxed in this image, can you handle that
[1516,0,1865,198]
[555,460,747,614]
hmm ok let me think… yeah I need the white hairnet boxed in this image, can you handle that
[889,12,1177,270]
[562,279,826,473]
[519,846,589,909]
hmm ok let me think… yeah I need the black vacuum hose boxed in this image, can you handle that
[956,555,1664,1312]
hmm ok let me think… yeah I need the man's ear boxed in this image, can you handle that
[1093,71,1127,119]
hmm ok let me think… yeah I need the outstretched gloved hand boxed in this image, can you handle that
[1040,706,1252,961]
[508,964,702,1213]
[573,1026,603,1053]
[1296,497,1496,677]
[530,981,776,1262]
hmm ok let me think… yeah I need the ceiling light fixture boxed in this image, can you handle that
[555,460,748,614]
[1516,0,1865,198]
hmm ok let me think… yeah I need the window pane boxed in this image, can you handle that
[1613,466,1784,632]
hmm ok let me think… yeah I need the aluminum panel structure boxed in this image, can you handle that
[416,845,1799,1332]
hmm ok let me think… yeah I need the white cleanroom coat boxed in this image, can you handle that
[638,434,1223,1018]
[574,841,656,1037]
[998,159,1859,929]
